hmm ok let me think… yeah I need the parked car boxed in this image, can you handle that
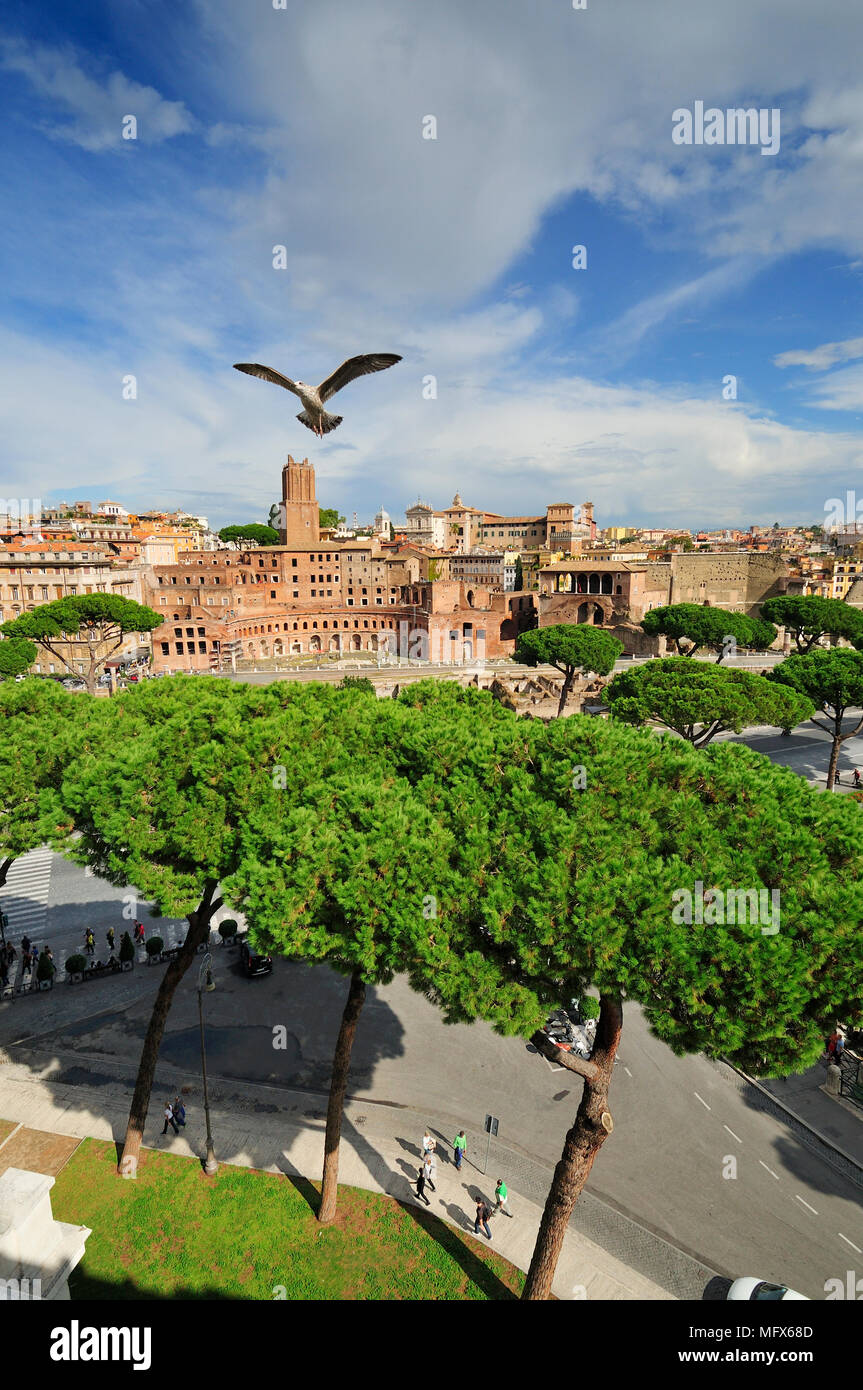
[726,1277,808,1301]
[239,938,272,977]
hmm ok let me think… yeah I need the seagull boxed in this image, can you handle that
[233,353,402,438]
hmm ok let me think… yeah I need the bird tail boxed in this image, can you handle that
[297,410,342,435]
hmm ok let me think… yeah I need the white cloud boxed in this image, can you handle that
[0,38,195,151]
[774,336,863,370]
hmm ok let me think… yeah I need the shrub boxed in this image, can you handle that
[338,676,376,694]
[579,995,601,1021]
[145,937,164,958]
[119,931,135,963]
[218,919,238,940]
[65,954,87,974]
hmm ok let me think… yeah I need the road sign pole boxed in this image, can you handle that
[483,1114,499,1176]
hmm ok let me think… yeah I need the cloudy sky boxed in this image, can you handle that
[2,0,863,530]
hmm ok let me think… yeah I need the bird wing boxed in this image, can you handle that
[233,363,301,397]
[317,353,402,403]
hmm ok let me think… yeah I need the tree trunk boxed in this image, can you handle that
[556,668,575,718]
[826,729,842,791]
[0,857,13,892]
[522,995,623,1301]
[84,664,98,696]
[117,881,221,1177]
[318,968,366,1224]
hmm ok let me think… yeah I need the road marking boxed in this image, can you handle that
[759,1160,780,1180]
[543,1056,565,1074]
[839,1233,862,1254]
[723,1125,742,1143]
[693,1092,711,1111]
[795,1195,818,1216]
[623,1066,633,1078]
[0,847,53,942]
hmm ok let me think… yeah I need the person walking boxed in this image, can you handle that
[172,1095,186,1128]
[21,946,32,975]
[835,1032,846,1060]
[85,929,95,956]
[106,927,115,952]
[854,769,862,789]
[161,1102,179,1137]
[20,934,30,959]
[134,921,145,945]
[414,1164,431,1206]
[423,1150,437,1193]
[494,1178,512,1217]
[453,1130,467,1171]
[0,948,8,988]
[30,945,39,974]
[421,1128,436,1157]
[474,1196,493,1241]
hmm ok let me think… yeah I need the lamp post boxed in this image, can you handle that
[197,952,218,1176]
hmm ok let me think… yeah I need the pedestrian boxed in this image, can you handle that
[421,1128,436,1157]
[835,1033,846,1060]
[855,769,862,789]
[134,921,145,945]
[827,1029,840,1058]
[494,1178,512,1217]
[161,1102,179,1137]
[173,1095,186,1127]
[85,929,95,956]
[21,935,30,958]
[474,1196,493,1241]
[423,1150,437,1192]
[106,927,115,951]
[414,1164,430,1206]
[0,951,7,988]
[21,947,31,974]
[453,1130,467,1171]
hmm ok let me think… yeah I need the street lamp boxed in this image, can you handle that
[197,952,218,1176]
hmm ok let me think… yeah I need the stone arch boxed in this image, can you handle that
[310,635,321,653]
[577,601,589,624]
[351,634,362,651]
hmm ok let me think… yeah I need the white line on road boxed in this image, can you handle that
[723,1125,742,1143]
[624,1066,633,1078]
[759,1160,780,1180]
[795,1196,818,1216]
[693,1092,711,1111]
[839,1233,862,1254]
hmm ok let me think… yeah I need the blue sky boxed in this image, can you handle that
[2,0,863,531]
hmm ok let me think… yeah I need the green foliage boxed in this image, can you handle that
[218,524,279,545]
[36,952,55,981]
[1,594,161,643]
[119,931,135,962]
[65,954,87,974]
[145,938,164,957]
[319,509,346,530]
[514,556,524,591]
[337,676,376,694]
[605,657,812,746]
[0,636,37,679]
[515,625,622,677]
[760,595,863,653]
[579,995,601,1021]
[641,604,776,659]
[0,679,90,865]
[383,682,863,1075]
[770,648,863,716]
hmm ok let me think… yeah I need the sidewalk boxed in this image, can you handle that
[753,1056,863,1171]
[0,1057,673,1301]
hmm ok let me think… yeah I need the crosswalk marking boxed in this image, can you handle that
[0,847,53,944]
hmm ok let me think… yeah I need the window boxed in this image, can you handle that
[293,590,299,598]
[197,627,205,636]
[161,642,169,655]
[270,591,277,598]
[292,558,297,567]
[175,642,183,654]
[198,641,207,653]
[174,627,182,636]
[186,627,194,636]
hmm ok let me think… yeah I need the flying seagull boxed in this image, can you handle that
[233,353,402,438]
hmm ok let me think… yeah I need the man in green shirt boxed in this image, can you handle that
[494,1178,511,1217]
[453,1131,467,1171]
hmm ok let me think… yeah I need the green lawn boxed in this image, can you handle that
[51,1139,524,1301]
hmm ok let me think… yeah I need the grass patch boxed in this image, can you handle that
[51,1139,524,1301]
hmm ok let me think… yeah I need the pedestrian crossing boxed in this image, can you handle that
[0,847,53,945]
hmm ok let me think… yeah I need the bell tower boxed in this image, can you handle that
[279,455,319,546]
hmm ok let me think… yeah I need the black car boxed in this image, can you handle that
[239,938,272,977]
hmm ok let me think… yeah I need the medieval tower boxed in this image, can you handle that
[279,455,319,546]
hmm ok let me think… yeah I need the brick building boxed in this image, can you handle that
[145,456,538,671]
